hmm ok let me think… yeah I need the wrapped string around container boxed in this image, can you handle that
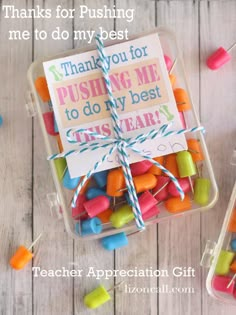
[48,34,205,230]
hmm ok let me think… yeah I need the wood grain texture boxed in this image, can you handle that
[114,1,158,315]
[200,1,236,314]
[0,1,33,314]
[32,1,74,315]
[156,2,202,315]
[73,1,115,315]
[0,1,236,315]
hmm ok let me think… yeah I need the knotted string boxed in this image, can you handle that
[48,34,205,230]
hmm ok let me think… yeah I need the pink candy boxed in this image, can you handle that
[179,112,186,129]
[84,196,110,218]
[168,178,191,197]
[212,275,235,295]
[164,55,172,72]
[206,47,231,70]
[72,194,88,219]
[142,205,160,221]
[138,191,158,214]
[130,160,153,176]
[152,176,170,202]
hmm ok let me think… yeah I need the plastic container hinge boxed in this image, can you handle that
[200,240,217,268]
[25,90,37,117]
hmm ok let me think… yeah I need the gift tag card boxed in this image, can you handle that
[43,32,187,178]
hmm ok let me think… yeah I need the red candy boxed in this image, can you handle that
[43,112,58,136]
[164,55,172,72]
[130,160,153,176]
[72,194,88,220]
[152,176,170,202]
[168,178,191,197]
[84,196,110,218]
[138,191,158,214]
[142,205,160,221]
[212,275,235,294]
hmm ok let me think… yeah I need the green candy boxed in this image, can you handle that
[215,250,235,275]
[110,204,135,228]
[194,178,211,206]
[176,151,196,177]
[54,158,67,181]
[84,285,111,309]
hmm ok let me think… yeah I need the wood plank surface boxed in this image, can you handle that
[73,1,115,315]
[0,1,236,315]
[156,2,202,315]
[0,1,33,314]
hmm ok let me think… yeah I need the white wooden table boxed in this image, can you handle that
[0,1,236,314]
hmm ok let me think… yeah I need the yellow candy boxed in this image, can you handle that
[84,285,111,309]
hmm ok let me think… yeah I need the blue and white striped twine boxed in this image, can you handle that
[48,34,205,230]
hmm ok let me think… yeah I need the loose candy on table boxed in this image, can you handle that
[215,250,235,276]
[164,195,191,213]
[0,115,3,127]
[130,160,153,176]
[9,233,42,270]
[93,170,108,188]
[194,178,211,206]
[206,42,236,70]
[84,285,111,309]
[83,196,110,218]
[34,77,50,102]
[101,232,129,251]
[75,217,103,236]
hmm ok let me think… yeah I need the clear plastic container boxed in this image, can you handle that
[202,149,236,304]
[26,27,218,240]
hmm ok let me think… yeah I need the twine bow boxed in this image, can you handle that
[48,34,205,230]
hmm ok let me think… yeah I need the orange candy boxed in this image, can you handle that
[148,156,165,176]
[34,77,50,102]
[169,74,176,87]
[187,139,204,162]
[174,88,191,112]
[133,174,157,193]
[9,246,33,270]
[97,208,113,223]
[230,260,236,273]
[228,208,236,232]
[107,168,126,197]
[56,135,64,153]
[164,154,180,178]
[165,195,191,213]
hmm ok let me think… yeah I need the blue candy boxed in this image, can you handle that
[86,187,111,200]
[93,170,108,188]
[62,169,80,190]
[101,232,128,251]
[231,239,236,251]
[54,114,59,133]
[0,115,3,127]
[76,217,102,236]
